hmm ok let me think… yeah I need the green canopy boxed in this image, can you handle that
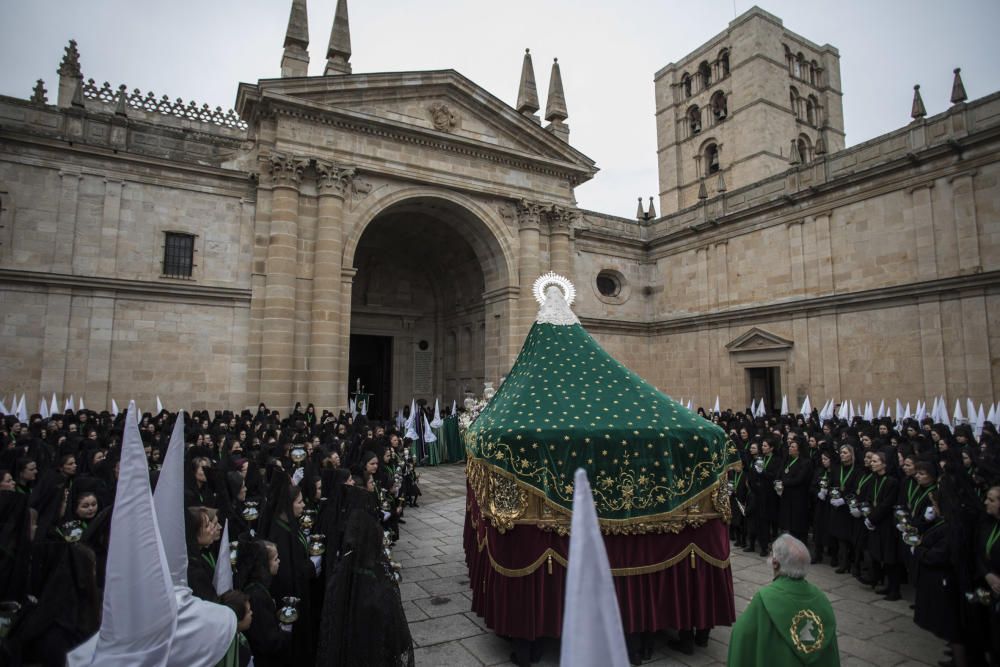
[466,316,737,529]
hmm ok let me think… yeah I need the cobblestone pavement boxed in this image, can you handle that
[398,463,946,667]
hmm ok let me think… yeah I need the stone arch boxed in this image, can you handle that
[344,185,517,292]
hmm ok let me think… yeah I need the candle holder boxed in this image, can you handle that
[860,501,872,517]
[774,480,784,494]
[277,596,300,624]
[299,509,316,532]
[241,501,259,522]
[829,487,842,501]
[753,457,764,473]
[965,588,994,606]
[819,478,829,491]
[309,534,326,557]
[290,446,307,465]
[902,527,921,547]
[0,601,21,639]
[61,520,84,543]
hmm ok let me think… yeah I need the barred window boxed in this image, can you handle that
[163,232,194,278]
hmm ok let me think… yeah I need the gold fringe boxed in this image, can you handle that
[472,513,730,577]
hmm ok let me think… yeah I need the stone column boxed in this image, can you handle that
[548,206,576,278]
[308,161,353,411]
[949,172,981,274]
[516,200,543,340]
[910,184,937,281]
[336,267,357,412]
[259,153,308,413]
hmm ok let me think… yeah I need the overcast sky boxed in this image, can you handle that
[2,1,998,217]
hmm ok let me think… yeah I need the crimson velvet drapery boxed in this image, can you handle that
[464,486,736,640]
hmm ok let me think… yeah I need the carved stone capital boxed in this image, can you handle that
[315,159,356,198]
[547,205,579,234]
[516,199,546,230]
[268,153,309,189]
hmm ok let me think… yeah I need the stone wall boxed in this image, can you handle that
[0,92,253,411]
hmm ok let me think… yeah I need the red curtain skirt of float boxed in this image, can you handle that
[464,485,736,640]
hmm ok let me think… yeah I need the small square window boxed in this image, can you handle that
[163,232,194,278]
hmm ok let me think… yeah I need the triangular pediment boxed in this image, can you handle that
[726,327,794,352]
[236,70,597,184]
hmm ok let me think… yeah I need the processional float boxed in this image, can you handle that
[463,273,737,640]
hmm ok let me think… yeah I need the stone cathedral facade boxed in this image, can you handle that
[0,3,997,417]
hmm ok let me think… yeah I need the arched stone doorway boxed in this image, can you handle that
[344,194,516,419]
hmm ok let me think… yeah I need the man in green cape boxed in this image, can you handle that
[728,534,839,666]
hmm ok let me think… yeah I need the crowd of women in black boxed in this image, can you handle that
[716,406,1000,667]
[0,401,426,666]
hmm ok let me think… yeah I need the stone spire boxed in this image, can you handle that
[635,197,644,220]
[911,84,926,120]
[281,0,310,78]
[788,139,801,165]
[30,79,47,104]
[544,58,569,141]
[716,170,727,193]
[57,39,82,108]
[516,48,540,121]
[950,68,967,105]
[324,0,352,75]
[646,197,657,219]
[697,179,708,200]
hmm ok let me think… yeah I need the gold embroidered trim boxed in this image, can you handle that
[467,456,738,535]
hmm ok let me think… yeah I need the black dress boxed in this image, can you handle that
[778,455,813,542]
[809,466,832,552]
[316,511,414,667]
[973,516,1000,660]
[268,516,317,666]
[754,453,781,546]
[188,547,219,602]
[913,520,960,642]
[827,463,859,543]
[243,580,292,667]
[864,472,900,565]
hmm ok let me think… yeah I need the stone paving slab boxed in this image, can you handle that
[398,463,947,666]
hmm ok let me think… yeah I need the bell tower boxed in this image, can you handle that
[654,6,845,215]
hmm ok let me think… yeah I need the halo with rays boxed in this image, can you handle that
[532,271,576,306]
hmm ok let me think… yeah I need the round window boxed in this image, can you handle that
[418,340,429,351]
[596,272,621,298]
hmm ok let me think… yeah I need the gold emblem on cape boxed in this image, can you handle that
[789,609,825,654]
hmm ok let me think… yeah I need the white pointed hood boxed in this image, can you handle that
[17,395,27,423]
[780,394,789,415]
[559,468,629,667]
[111,398,120,417]
[68,402,177,667]
[213,520,233,596]
[423,413,437,443]
[152,411,237,667]
[431,398,443,428]
[405,399,418,440]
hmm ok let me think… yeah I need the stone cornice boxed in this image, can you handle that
[239,87,596,186]
[579,271,1000,335]
[643,120,1000,257]
[0,269,251,306]
[0,130,253,194]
